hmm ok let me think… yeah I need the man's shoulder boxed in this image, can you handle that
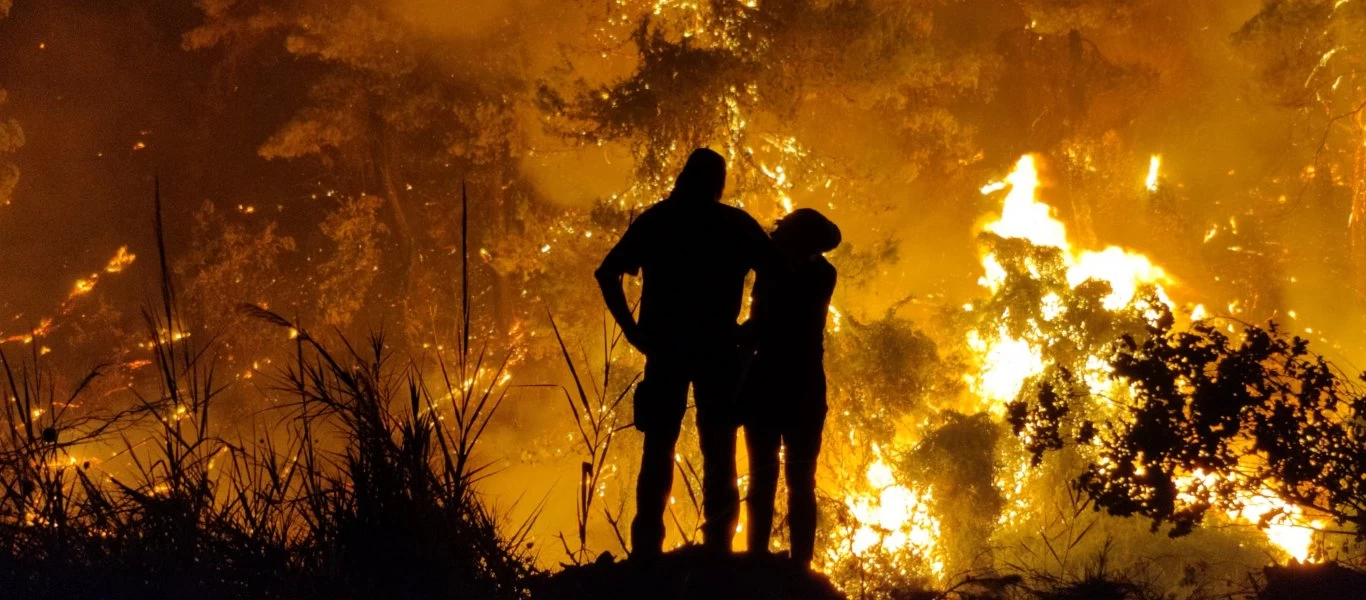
[634,199,668,220]
[625,200,672,231]
[715,202,762,226]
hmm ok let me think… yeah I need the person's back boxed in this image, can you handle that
[750,254,835,367]
[628,198,768,354]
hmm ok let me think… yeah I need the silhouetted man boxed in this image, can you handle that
[740,208,840,569]
[596,148,773,559]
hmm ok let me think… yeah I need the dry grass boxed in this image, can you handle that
[0,183,537,599]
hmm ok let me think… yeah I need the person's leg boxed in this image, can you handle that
[785,406,825,567]
[694,351,743,552]
[744,422,781,555]
[630,361,688,559]
[696,416,739,551]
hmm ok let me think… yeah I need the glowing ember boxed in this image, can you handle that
[103,245,136,273]
[1,246,138,345]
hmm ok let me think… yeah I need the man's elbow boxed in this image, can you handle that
[594,264,611,282]
[594,265,619,290]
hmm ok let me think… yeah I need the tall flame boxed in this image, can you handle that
[1145,154,1161,192]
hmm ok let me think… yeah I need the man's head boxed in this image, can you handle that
[773,208,841,255]
[670,148,727,202]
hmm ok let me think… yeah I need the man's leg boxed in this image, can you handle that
[630,361,688,559]
[694,352,743,552]
[743,422,781,555]
[785,409,825,567]
[696,415,739,551]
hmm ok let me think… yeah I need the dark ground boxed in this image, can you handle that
[535,547,846,600]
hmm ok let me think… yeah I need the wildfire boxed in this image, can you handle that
[970,154,1322,563]
[981,155,1067,250]
[1172,468,1324,562]
[969,154,1171,409]
[828,446,944,578]
[965,326,1043,414]
[1232,489,1320,563]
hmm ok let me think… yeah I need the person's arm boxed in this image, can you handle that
[738,213,780,346]
[595,217,649,353]
[739,272,770,348]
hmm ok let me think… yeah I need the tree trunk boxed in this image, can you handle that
[1064,29,1097,249]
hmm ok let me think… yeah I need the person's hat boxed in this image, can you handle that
[780,208,841,253]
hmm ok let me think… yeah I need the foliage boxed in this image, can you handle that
[1234,0,1366,113]
[541,311,638,563]
[826,309,963,445]
[175,200,298,375]
[974,231,1165,459]
[1079,319,1365,538]
[1005,280,1366,541]
[906,412,1005,574]
[315,194,387,327]
[1233,0,1366,303]
[544,0,994,203]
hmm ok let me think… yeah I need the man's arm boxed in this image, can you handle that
[595,218,649,353]
[744,213,781,280]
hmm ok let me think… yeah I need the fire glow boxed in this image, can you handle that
[967,155,1321,563]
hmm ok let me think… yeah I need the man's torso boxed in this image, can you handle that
[631,200,767,350]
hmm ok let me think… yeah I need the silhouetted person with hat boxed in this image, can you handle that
[740,208,840,569]
[596,148,775,559]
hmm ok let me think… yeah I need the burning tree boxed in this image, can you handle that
[1077,319,1366,542]
[973,154,1351,572]
[543,0,993,212]
[1222,0,1366,332]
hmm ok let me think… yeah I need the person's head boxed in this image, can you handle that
[773,208,841,256]
[669,148,727,203]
